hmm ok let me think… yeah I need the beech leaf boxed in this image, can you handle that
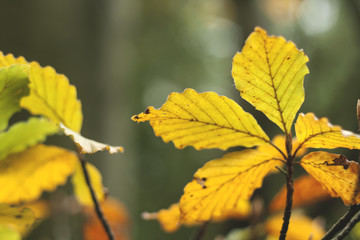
[60,123,124,154]
[0,117,59,161]
[232,27,309,134]
[0,144,77,204]
[0,65,30,132]
[295,112,360,150]
[0,52,83,132]
[300,151,360,205]
[72,162,105,206]
[180,145,283,222]
[0,204,36,236]
[132,88,269,150]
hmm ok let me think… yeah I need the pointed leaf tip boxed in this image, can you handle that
[232,27,309,133]
[132,88,269,150]
[60,123,124,154]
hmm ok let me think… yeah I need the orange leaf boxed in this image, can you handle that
[301,151,360,205]
[269,175,330,212]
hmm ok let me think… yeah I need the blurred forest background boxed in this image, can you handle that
[1,0,360,239]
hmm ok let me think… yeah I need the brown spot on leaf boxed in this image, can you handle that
[144,108,150,114]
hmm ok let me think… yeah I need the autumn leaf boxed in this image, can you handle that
[132,88,269,150]
[265,213,325,240]
[83,197,130,240]
[0,117,59,161]
[72,162,105,206]
[0,204,36,236]
[0,52,83,132]
[179,141,284,222]
[300,151,360,205]
[0,225,21,240]
[295,112,360,150]
[0,144,78,204]
[232,27,309,134]
[60,123,123,154]
[0,64,30,132]
[269,175,330,212]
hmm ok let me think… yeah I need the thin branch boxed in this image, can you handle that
[334,207,360,239]
[322,204,360,240]
[190,222,208,240]
[77,153,115,240]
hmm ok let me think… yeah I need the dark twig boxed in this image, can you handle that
[279,135,294,240]
[78,153,115,240]
[334,207,360,240]
[190,222,208,240]
[322,205,360,240]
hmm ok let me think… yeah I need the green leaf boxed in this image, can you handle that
[0,65,30,132]
[0,225,21,240]
[0,117,59,161]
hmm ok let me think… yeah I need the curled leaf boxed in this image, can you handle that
[132,88,269,150]
[72,162,105,206]
[0,117,59,161]
[0,65,30,132]
[300,151,360,205]
[295,113,360,150]
[232,27,309,134]
[0,144,77,204]
[60,123,123,154]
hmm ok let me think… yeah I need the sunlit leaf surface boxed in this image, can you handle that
[265,213,325,240]
[0,144,77,204]
[300,151,360,205]
[132,88,269,150]
[0,52,83,132]
[0,204,36,236]
[269,174,330,212]
[72,162,105,206]
[295,112,360,150]
[60,123,123,154]
[0,65,29,132]
[0,118,59,161]
[232,27,309,133]
[180,145,283,222]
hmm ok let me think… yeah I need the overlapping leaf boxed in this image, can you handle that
[0,144,78,204]
[232,27,309,134]
[72,162,105,206]
[269,175,330,212]
[180,145,283,222]
[0,52,83,132]
[0,204,36,236]
[295,113,360,150]
[0,118,59,161]
[0,65,29,132]
[265,213,325,240]
[132,88,269,150]
[300,151,360,205]
[60,124,123,154]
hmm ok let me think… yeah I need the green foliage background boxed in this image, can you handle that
[1,0,360,239]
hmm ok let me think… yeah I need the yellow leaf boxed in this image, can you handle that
[265,213,325,240]
[132,88,269,150]
[72,162,105,206]
[295,112,360,150]
[232,27,309,134]
[269,174,330,212]
[0,204,36,236]
[142,203,184,233]
[300,151,360,205]
[0,144,77,204]
[60,123,123,154]
[180,143,284,222]
[0,52,83,132]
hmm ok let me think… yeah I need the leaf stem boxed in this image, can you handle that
[77,153,115,240]
[322,204,360,240]
[279,135,294,240]
[334,207,360,239]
